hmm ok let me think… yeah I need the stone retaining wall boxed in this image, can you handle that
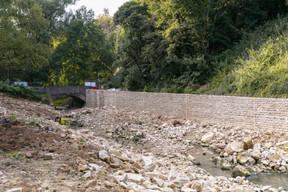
[86,90,288,130]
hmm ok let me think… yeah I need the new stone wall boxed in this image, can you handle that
[86,90,288,130]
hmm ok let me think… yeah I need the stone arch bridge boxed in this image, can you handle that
[40,86,91,103]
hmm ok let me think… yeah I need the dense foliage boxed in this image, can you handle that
[112,0,288,92]
[0,82,50,104]
[0,0,115,85]
[1,0,288,97]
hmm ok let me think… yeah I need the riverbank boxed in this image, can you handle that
[0,93,287,191]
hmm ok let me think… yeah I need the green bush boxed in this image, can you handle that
[0,82,50,104]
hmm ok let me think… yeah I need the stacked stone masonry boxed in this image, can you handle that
[86,90,288,130]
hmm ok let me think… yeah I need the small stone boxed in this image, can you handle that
[202,187,217,192]
[201,132,214,143]
[190,180,203,192]
[88,163,100,170]
[181,186,197,192]
[279,166,286,173]
[243,137,253,150]
[104,181,113,187]
[225,141,243,155]
[25,152,33,158]
[269,154,281,163]
[235,176,245,183]
[237,155,248,165]
[276,141,288,147]
[110,163,121,168]
[126,173,145,184]
[153,177,165,187]
[78,164,89,172]
[6,188,22,192]
[83,171,92,178]
[84,180,97,188]
[221,161,231,170]
[98,150,110,162]
[142,180,160,190]
[161,187,174,192]
[248,157,256,165]
[188,155,196,161]
[261,186,272,191]
[44,153,53,160]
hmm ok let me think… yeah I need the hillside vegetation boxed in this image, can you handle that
[205,17,288,98]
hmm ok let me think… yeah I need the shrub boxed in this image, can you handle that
[0,82,50,104]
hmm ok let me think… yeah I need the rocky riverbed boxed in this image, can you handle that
[0,93,287,192]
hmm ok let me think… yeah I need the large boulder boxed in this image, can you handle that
[232,165,251,177]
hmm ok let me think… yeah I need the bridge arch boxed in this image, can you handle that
[51,93,86,103]
[40,86,91,107]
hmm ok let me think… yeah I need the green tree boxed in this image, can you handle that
[36,0,78,36]
[114,1,152,90]
[0,0,51,82]
[48,7,116,85]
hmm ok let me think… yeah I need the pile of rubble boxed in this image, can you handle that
[0,93,287,191]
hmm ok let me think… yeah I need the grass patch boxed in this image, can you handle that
[133,121,143,125]
[1,151,33,162]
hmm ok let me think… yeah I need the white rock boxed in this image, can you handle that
[6,188,23,192]
[201,132,214,143]
[279,166,286,173]
[99,150,110,161]
[83,171,92,178]
[190,180,204,192]
[188,155,196,161]
[261,186,272,191]
[161,187,174,192]
[89,163,101,170]
[153,177,165,187]
[202,187,217,192]
[235,176,245,183]
[181,186,197,192]
[142,156,154,167]
[276,141,288,147]
[114,174,128,182]
[126,182,146,191]
[142,180,161,190]
[225,141,243,155]
[84,180,97,188]
[126,173,145,184]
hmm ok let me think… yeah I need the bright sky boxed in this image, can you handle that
[68,0,130,16]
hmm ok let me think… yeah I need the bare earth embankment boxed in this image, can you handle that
[0,93,287,192]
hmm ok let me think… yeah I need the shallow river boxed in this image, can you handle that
[192,148,288,190]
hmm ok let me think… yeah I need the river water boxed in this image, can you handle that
[191,148,288,190]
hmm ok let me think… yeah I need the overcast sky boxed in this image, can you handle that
[68,0,129,16]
